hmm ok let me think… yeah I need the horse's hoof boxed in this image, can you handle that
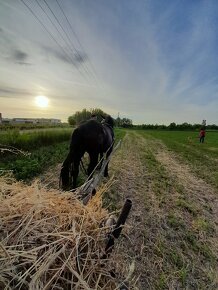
[104,173,109,178]
[92,188,96,195]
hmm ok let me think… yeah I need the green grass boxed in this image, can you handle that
[114,128,126,143]
[0,128,125,182]
[138,130,218,189]
[0,142,69,180]
[129,131,217,288]
[0,128,72,150]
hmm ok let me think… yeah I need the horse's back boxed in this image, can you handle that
[71,120,104,152]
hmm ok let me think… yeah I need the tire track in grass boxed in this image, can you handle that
[107,131,218,289]
[105,132,150,289]
[138,132,218,289]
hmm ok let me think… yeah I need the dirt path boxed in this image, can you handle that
[105,133,149,289]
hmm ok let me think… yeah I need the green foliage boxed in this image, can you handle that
[68,108,107,125]
[0,128,72,151]
[1,142,69,181]
[0,128,72,180]
[0,123,69,131]
[0,127,125,182]
[115,117,133,128]
[133,123,218,131]
[68,116,76,126]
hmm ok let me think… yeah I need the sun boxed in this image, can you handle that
[35,96,49,108]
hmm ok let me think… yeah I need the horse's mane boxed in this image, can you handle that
[103,115,114,128]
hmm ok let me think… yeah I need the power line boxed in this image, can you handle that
[55,0,100,84]
[42,0,97,82]
[20,0,89,82]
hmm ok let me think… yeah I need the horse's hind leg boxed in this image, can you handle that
[87,152,99,179]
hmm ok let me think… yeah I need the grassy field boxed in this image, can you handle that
[0,128,72,150]
[0,127,125,181]
[106,129,218,289]
[138,130,218,190]
[1,128,217,288]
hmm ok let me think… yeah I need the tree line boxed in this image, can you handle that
[133,122,218,131]
[68,109,218,131]
[68,108,133,127]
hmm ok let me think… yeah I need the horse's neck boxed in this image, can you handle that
[103,123,113,131]
[103,124,114,141]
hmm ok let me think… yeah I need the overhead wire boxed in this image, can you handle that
[20,0,89,82]
[55,0,101,86]
[41,0,94,80]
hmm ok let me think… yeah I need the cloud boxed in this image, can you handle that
[10,49,32,65]
[42,45,87,67]
[13,49,28,61]
[0,86,34,98]
[0,27,32,65]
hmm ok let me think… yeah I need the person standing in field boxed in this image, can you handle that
[199,128,206,143]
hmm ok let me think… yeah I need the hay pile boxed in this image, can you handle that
[0,177,125,289]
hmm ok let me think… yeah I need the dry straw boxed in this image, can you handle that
[0,177,126,290]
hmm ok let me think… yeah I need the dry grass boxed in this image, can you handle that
[106,132,218,289]
[0,177,130,290]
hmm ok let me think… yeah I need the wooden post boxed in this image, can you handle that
[104,199,132,256]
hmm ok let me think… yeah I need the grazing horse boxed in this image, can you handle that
[60,115,114,190]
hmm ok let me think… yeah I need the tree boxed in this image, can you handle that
[68,116,76,126]
[168,122,176,130]
[120,118,133,128]
[68,108,107,125]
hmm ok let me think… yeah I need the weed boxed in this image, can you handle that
[167,213,185,230]
[176,198,199,216]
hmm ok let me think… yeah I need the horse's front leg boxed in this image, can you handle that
[87,152,99,179]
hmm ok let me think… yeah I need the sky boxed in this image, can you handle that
[0,0,218,124]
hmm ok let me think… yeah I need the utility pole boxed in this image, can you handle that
[117,112,120,127]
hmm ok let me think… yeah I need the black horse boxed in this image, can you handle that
[60,115,114,190]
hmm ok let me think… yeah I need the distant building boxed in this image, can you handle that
[0,113,61,125]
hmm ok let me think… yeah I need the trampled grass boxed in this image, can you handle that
[106,131,218,289]
[138,130,218,190]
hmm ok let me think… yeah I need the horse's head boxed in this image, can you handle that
[59,165,70,190]
[104,115,114,128]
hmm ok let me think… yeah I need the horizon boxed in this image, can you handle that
[1,111,217,127]
[1,0,218,124]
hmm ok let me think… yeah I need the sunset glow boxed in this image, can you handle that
[35,96,49,108]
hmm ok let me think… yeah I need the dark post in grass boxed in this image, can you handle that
[103,198,132,258]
